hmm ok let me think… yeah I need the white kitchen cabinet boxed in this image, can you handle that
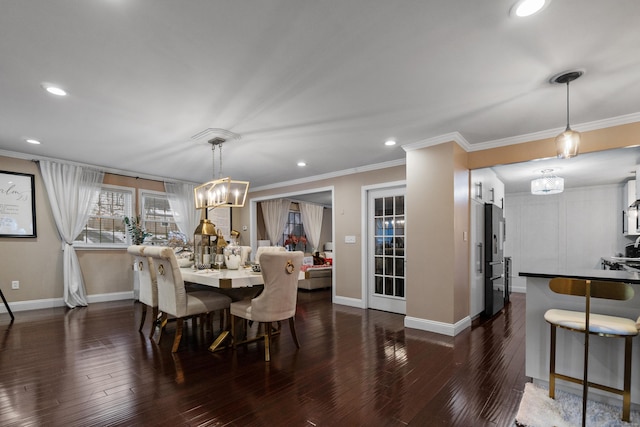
[469,168,506,318]
[635,169,640,201]
[492,178,505,208]
[470,168,505,207]
[470,168,486,202]
[623,180,639,236]
[507,184,622,279]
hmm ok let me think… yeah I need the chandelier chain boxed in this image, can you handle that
[211,143,216,179]
[209,141,225,179]
[565,81,571,130]
[219,143,223,178]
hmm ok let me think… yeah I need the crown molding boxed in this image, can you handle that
[398,112,640,154]
[249,158,406,193]
[468,111,640,152]
[0,149,196,185]
[401,132,471,152]
[4,111,638,192]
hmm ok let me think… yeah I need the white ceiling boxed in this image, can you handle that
[1,1,640,191]
[493,146,640,194]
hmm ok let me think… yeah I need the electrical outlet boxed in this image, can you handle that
[11,280,19,290]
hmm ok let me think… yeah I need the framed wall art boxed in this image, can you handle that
[0,171,36,237]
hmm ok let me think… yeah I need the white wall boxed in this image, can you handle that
[505,184,627,292]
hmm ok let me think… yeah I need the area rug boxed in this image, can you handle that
[515,382,640,427]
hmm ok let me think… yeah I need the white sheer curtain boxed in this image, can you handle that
[164,182,200,239]
[299,202,324,253]
[39,161,104,308]
[261,199,291,246]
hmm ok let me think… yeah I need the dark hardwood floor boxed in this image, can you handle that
[0,290,527,426]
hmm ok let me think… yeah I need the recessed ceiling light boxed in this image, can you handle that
[384,139,396,146]
[297,161,306,167]
[510,0,549,17]
[41,83,67,96]
[25,139,41,145]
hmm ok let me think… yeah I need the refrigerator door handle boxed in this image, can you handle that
[477,243,483,273]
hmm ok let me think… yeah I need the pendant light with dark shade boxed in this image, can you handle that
[551,70,583,159]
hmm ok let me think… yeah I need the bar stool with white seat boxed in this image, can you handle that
[545,277,639,424]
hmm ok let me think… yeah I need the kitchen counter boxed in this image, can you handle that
[606,256,640,263]
[520,269,640,406]
[601,257,640,271]
[520,269,640,283]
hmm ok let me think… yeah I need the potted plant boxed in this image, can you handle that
[124,216,150,245]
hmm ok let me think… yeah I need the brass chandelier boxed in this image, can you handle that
[194,137,249,210]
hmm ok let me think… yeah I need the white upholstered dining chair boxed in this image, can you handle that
[254,245,286,264]
[144,246,232,352]
[127,245,162,340]
[230,251,303,361]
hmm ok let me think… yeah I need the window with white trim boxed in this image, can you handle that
[140,190,179,244]
[279,209,307,251]
[74,185,132,246]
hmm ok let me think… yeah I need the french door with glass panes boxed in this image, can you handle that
[367,187,406,314]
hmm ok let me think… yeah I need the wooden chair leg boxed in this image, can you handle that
[198,314,206,341]
[288,317,300,349]
[149,306,159,339]
[549,324,556,400]
[157,313,168,344]
[171,318,184,353]
[231,314,237,350]
[207,312,213,334]
[138,304,147,333]
[219,309,225,333]
[264,322,272,361]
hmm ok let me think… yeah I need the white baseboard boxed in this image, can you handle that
[87,291,134,304]
[0,296,65,313]
[0,291,134,314]
[405,315,472,336]
[332,296,474,336]
[332,295,366,309]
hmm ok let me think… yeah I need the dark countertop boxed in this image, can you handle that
[519,269,640,284]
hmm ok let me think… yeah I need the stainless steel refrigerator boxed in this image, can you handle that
[484,203,508,317]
